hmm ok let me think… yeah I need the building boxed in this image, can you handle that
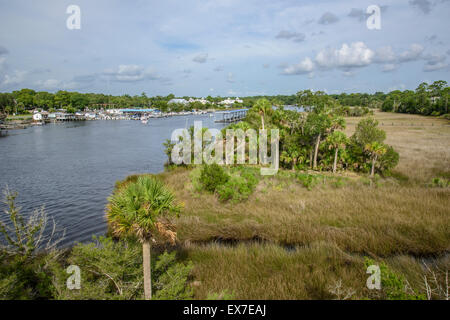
[32,111,49,122]
[168,98,188,105]
[188,97,208,104]
[219,97,244,105]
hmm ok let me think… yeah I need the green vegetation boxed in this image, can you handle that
[1,80,447,119]
[1,80,449,300]
[364,258,425,300]
[165,95,399,176]
[53,237,193,300]
[0,186,193,300]
[106,176,181,299]
[199,164,229,192]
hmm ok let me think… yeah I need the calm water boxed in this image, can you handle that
[0,115,224,246]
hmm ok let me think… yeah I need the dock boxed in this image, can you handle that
[214,109,248,123]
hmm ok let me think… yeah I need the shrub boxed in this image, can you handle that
[0,188,64,300]
[378,145,400,175]
[54,236,193,300]
[431,177,449,188]
[199,164,229,192]
[216,176,253,202]
[364,258,425,300]
[297,173,320,190]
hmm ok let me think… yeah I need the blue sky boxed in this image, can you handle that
[0,0,449,96]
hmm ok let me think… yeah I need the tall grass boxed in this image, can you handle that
[138,112,450,299]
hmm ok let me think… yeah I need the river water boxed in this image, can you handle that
[0,115,224,246]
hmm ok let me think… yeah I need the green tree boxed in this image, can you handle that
[305,111,332,169]
[13,89,35,110]
[351,117,386,147]
[54,91,71,108]
[326,131,348,173]
[365,142,387,177]
[106,176,181,300]
[253,98,272,130]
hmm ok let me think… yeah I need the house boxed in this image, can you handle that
[32,112,49,122]
[219,97,243,105]
[188,97,208,104]
[168,98,188,105]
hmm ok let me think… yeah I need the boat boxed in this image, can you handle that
[141,118,148,124]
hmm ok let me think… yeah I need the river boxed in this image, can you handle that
[0,115,225,246]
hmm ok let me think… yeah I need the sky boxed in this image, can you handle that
[0,0,449,97]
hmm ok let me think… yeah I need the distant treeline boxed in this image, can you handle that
[0,80,448,117]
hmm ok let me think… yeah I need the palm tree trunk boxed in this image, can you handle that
[333,148,338,173]
[143,241,152,300]
[309,149,313,168]
[261,115,265,130]
[313,133,321,169]
[370,155,377,177]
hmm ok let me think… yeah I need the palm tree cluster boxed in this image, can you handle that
[231,96,398,176]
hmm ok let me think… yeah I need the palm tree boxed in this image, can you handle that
[106,176,181,300]
[254,98,272,130]
[326,131,348,173]
[364,142,387,177]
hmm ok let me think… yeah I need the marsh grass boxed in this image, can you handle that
[126,112,449,299]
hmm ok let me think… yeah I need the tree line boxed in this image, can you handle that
[165,91,399,177]
[0,80,448,117]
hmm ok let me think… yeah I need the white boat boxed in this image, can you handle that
[141,119,148,124]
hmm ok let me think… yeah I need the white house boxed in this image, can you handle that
[168,98,189,105]
[219,97,243,105]
[188,98,208,104]
[32,112,48,122]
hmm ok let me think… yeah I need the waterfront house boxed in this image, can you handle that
[32,112,49,122]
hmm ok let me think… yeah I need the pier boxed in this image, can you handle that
[214,109,248,123]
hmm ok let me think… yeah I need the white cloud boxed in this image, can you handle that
[35,78,62,89]
[374,46,397,63]
[397,44,424,62]
[315,42,374,69]
[281,57,314,75]
[2,70,27,86]
[103,64,159,82]
[382,64,398,72]
[422,53,448,71]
